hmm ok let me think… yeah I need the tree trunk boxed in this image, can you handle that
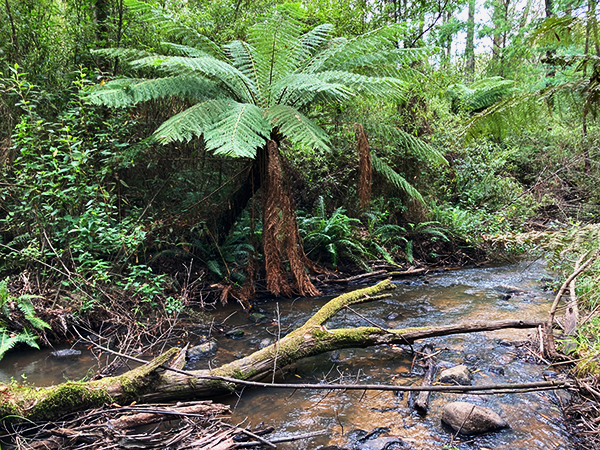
[0,280,546,422]
[261,139,320,297]
[465,0,476,82]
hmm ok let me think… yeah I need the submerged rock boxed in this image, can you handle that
[188,341,217,359]
[442,402,508,435]
[249,312,267,323]
[439,364,471,385]
[50,349,81,359]
[356,437,407,450]
[494,284,526,294]
[258,338,272,349]
[225,329,245,339]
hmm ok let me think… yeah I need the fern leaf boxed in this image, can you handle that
[154,99,227,143]
[371,155,424,203]
[204,102,271,158]
[266,105,330,151]
[124,0,222,57]
[86,76,219,107]
[365,123,447,166]
[130,55,257,103]
[0,329,18,360]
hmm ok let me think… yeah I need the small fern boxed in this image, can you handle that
[0,279,50,361]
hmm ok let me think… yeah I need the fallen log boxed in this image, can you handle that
[414,344,437,413]
[0,279,546,422]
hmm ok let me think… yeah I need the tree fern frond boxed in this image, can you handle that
[371,154,424,203]
[316,71,407,102]
[129,56,257,102]
[91,47,155,62]
[447,77,517,114]
[154,99,228,143]
[86,76,219,107]
[266,105,330,151]
[124,0,222,57]
[297,24,334,61]
[273,73,354,107]
[365,123,447,166]
[159,42,213,58]
[248,11,304,97]
[204,102,270,158]
[224,40,264,102]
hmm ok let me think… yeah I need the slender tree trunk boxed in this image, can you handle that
[0,280,546,422]
[4,0,21,65]
[465,0,476,82]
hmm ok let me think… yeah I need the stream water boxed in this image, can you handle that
[0,260,574,449]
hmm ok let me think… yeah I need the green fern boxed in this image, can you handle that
[447,77,518,114]
[0,279,49,360]
[371,155,424,203]
[88,6,422,159]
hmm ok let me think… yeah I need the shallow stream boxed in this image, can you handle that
[0,260,574,449]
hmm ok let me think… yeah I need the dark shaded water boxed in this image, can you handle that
[0,260,573,449]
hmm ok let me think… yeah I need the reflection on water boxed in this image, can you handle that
[0,260,573,449]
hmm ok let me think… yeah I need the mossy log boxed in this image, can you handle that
[0,279,544,422]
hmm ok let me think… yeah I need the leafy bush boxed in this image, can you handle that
[0,69,166,312]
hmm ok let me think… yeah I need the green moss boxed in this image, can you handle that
[27,383,112,421]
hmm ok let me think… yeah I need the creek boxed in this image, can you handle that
[0,260,574,449]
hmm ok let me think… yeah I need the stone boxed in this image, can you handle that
[188,341,217,359]
[258,338,272,349]
[439,364,471,385]
[356,437,406,450]
[442,402,508,435]
[489,365,505,376]
[249,312,267,323]
[386,312,399,321]
[225,329,245,339]
[494,284,526,294]
[50,349,82,359]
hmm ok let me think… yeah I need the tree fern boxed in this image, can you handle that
[371,154,424,203]
[447,77,518,114]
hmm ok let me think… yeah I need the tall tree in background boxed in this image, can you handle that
[465,0,476,81]
[89,1,420,297]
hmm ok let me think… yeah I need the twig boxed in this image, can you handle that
[234,430,329,447]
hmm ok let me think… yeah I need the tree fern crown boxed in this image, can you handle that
[88,2,421,158]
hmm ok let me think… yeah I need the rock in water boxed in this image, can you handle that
[442,402,508,435]
[188,341,218,359]
[50,349,82,359]
[439,364,471,385]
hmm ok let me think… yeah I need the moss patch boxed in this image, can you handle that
[27,383,113,421]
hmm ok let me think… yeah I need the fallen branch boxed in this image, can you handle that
[414,344,437,412]
[546,249,599,358]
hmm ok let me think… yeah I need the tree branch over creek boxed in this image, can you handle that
[0,279,557,422]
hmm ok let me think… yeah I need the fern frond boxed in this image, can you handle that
[204,102,270,158]
[225,40,264,102]
[154,99,227,143]
[91,47,155,62]
[86,76,219,107]
[273,73,353,108]
[248,11,304,99]
[0,329,19,359]
[124,0,222,57]
[159,42,213,58]
[371,154,424,203]
[266,105,330,151]
[365,123,447,166]
[130,55,256,102]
